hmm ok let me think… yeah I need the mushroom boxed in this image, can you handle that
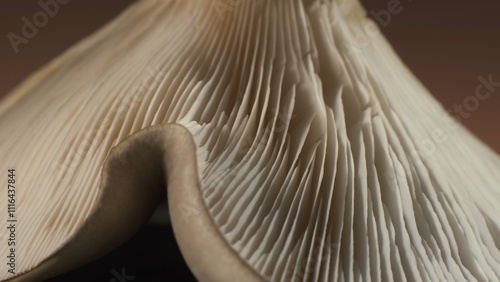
[1,0,500,281]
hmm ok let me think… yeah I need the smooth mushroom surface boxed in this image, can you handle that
[1,0,500,281]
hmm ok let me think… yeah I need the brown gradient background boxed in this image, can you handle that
[1,0,500,152]
[0,1,499,280]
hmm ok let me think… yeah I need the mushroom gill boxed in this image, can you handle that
[1,0,500,281]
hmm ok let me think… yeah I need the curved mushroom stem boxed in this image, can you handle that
[7,124,259,282]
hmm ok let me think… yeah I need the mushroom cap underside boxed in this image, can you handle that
[1,0,500,281]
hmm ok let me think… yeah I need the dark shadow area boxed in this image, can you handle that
[46,200,197,282]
